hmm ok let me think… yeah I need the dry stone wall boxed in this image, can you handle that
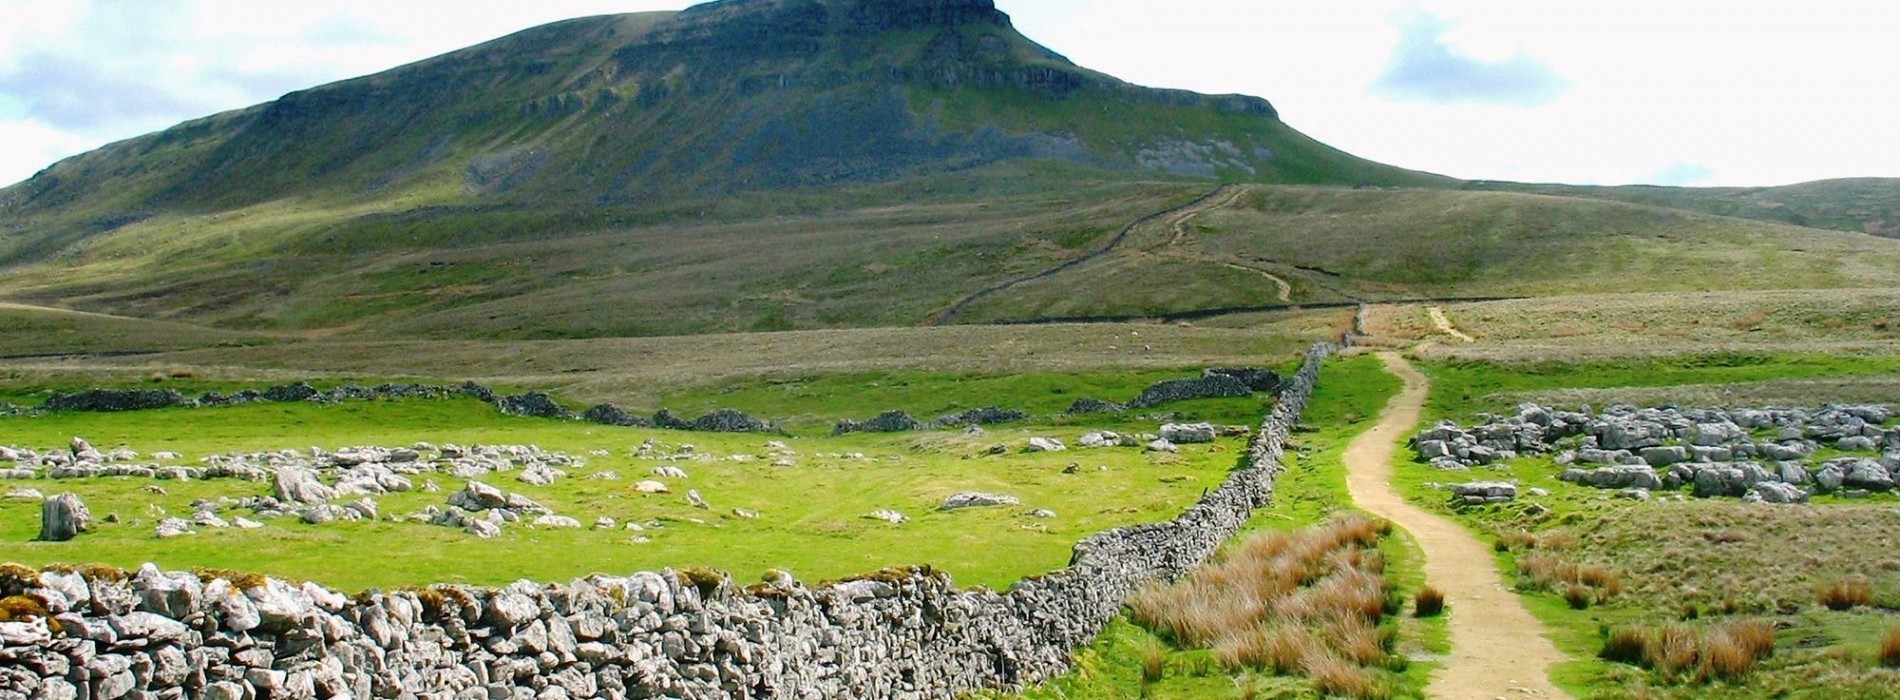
[0,343,1334,700]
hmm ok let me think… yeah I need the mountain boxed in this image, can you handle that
[0,0,1443,262]
[2,0,1896,341]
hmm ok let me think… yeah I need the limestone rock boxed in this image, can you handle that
[1160,423,1217,445]
[36,492,92,542]
[1026,437,1066,453]
[1447,482,1517,503]
[273,467,336,506]
[940,492,1020,511]
[466,519,502,540]
[1751,482,1809,504]
[533,515,583,529]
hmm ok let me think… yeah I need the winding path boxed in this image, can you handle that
[927,185,1241,326]
[1428,306,1476,343]
[1344,352,1568,699]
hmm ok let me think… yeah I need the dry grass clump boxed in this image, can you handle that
[1879,627,1900,669]
[1131,514,1397,699]
[1138,636,1167,685]
[1514,551,1623,609]
[1817,578,1874,611]
[1413,586,1446,618]
[1601,620,1777,683]
[1500,529,1621,609]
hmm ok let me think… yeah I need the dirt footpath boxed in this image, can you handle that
[1345,352,1570,699]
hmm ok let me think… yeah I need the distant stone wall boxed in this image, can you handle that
[0,343,1334,700]
[28,382,783,435]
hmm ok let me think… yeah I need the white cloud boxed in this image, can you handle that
[1370,9,1570,107]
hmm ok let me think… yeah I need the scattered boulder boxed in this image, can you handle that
[1838,436,1878,452]
[36,493,91,542]
[865,509,910,524]
[1691,466,1749,498]
[272,467,336,506]
[1026,437,1066,453]
[686,490,711,510]
[517,464,561,486]
[1559,465,1664,491]
[450,481,510,511]
[1639,446,1689,467]
[652,466,689,480]
[154,518,194,539]
[1160,423,1217,445]
[1146,439,1179,454]
[1447,482,1517,504]
[466,519,502,540]
[941,492,1021,511]
[1841,458,1895,492]
[1750,482,1809,505]
[532,515,583,529]
[1078,431,1121,448]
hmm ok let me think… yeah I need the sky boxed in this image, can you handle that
[0,0,1895,189]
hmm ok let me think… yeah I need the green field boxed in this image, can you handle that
[0,368,1281,593]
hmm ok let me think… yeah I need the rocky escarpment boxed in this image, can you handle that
[0,343,1332,699]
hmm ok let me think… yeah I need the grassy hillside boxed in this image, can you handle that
[935,186,1900,324]
[8,179,1900,339]
[1473,178,1900,239]
[0,303,276,357]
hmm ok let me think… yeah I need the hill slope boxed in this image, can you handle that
[1472,178,1900,239]
[2,0,1896,342]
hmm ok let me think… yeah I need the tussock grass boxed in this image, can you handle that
[1511,550,1623,608]
[1413,585,1445,618]
[1137,636,1166,685]
[1880,627,1900,669]
[1818,578,1874,611]
[1129,514,1398,699]
[1603,620,1777,683]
